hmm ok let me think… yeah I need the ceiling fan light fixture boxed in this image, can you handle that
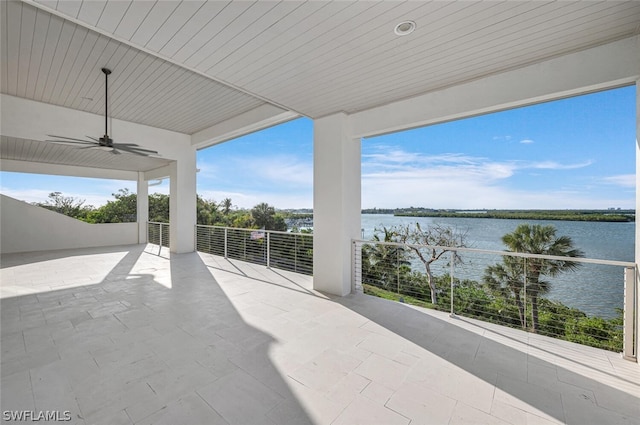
[394,20,416,36]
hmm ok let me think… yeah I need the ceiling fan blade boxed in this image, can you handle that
[116,146,159,154]
[77,145,106,150]
[47,134,93,143]
[112,142,158,153]
[47,139,96,146]
[111,148,122,155]
[116,145,156,156]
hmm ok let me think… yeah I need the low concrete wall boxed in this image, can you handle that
[0,194,140,254]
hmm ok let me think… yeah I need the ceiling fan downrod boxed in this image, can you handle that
[101,67,112,147]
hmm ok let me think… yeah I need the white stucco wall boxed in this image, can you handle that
[0,194,139,254]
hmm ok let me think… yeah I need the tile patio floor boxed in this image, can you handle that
[1,244,639,424]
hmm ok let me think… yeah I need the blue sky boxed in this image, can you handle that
[1,86,635,210]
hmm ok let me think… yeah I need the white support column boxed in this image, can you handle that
[635,78,640,362]
[169,148,197,253]
[137,172,149,244]
[313,113,361,296]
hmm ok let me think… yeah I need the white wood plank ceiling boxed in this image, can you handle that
[1,0,266,135]
[1,0,639,172]
[22,0,640,120]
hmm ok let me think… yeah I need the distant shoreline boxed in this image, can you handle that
[374,209,635,222]
[284,209,635,223]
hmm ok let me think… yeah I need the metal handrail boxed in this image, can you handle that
[352,239,635,268]
[195,224,311,238]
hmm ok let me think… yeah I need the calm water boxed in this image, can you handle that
[360,214,635,319]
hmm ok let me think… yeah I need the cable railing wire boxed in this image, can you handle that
[353,239,636,357]
[148,222,169,253]
[195,225,313,276]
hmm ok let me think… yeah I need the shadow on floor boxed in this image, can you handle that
[335,291,640,424]
[1,246,314,425]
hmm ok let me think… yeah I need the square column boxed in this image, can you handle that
[635,78,640,361]
[313,113,361,296]
[137,172,149,244]
[169,148,197,253]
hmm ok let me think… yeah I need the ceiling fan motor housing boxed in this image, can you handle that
[99,135,113,147]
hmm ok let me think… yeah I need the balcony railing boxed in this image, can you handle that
[147,221,169,253]
[195,225,313,275]
[145,223,636,359]
[352,239,637,360]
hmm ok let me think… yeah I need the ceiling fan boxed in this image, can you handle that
[46,68,159,157]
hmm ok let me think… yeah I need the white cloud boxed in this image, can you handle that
[360,148,627,209]
[529,160,593,170]
[361,176,633,210]
[252,155,312,187]
[492,135,512,141]
[520,139,534,144]
[200,154,312,189]
[602,174,635,188]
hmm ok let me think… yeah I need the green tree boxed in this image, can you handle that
[362,227,410,291]
[88,188,136,223]
[221,198,233,215]
[250,202,286,231]
[36,192,93,221]
[89,190,172,223]
[197,196,219,225]
[148,193,170,222]
[484,224,584,333]
[484,258,528,329]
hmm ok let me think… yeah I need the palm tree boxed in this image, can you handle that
[221,198,233,215]
[486,224,584,333]
[362,227,410,290]
[484,257,528,329]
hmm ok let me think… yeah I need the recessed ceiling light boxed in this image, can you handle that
[394,20,416,36]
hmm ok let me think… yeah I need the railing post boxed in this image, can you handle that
[352,240,362,294]
[158,223,163,255]
[294,234,298,273]
[224,228,228,259]
[523,257,527,330]
[450,251,455,317]
[397,248,400,294]
[267,231,271,268]
[623,266,637,360]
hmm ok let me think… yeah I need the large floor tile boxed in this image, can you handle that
[1,245,638,425]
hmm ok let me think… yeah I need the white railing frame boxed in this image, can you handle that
[352,239,637,360]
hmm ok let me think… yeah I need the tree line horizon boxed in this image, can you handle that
[31,190,634,225]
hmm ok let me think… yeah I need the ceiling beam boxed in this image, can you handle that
[191,104,299,149]
[0,158,138,180]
